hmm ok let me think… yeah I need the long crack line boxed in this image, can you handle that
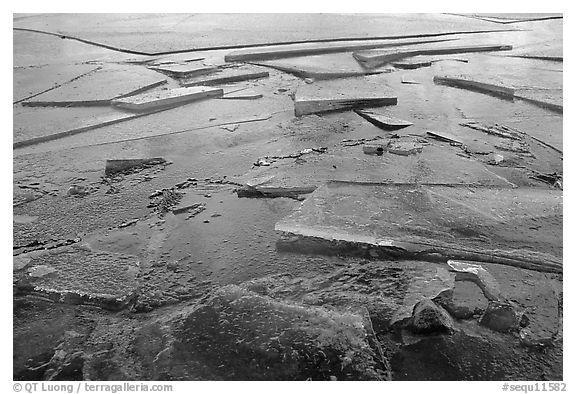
[13,26,519,56]
[13,66,102,105]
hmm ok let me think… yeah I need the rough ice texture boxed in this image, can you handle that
[84,285,389,380]
[14,245,139,310]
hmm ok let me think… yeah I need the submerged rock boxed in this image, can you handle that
[480,301,521,333]
[391,320,562,381]
[487,263,561,345]
[409,299,454,334]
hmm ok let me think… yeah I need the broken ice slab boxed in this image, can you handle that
[354,109,413,131]
[458,13,562,24]
[508,51,562,63]
[256,62,382,80]
[460,121,522,140]
[391,56,433,69]
[362,138,424,156]
[426,130,463,145]
[220,90,263,100]
[23,66,168,107]
[13,245,139,311]
[294,79,397,116]
[501,41,563,62]
[529,171,562,189]
[224,37,457,62]
[387,140,424,156]
[236,186,316,199]
[220,124,239,132]
[460,121,562,155]
[401,76,420,84]
[447,260,503,301]
[234,175,318,199]
[362,136,424,156]
[181,70,269,87]
[172,202,205,215]
[391,55,468,69]
[105,158,167,176]
[495,139,531,154]
[487,153,505,165]
[148,54,206,66]
[253,54,383,80]
[363,144,386,155]
[148,64,218,79]
[433,74,516,98]
[354,44,512,68]
[275,181,562,273]
[14,111,169,150]
[123,54,206,65]
[514,88,563,113]
[111,86,223,112]
[390,264,455,328]
[13,105,170,149]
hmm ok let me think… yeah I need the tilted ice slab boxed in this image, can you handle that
[275,181,562,272]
